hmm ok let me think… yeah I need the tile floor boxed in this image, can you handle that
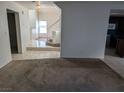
[28,39,49,48]
[104,55,124,77]
[12,50,60,60]
[28,39,60,48]
[27,40,60,51]
[103,48,124,78]
[12,39,60,60]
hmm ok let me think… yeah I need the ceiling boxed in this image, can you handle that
[15,1,56,9]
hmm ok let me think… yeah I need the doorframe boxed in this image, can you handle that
[104,9,124,56]
[7,9,22,54]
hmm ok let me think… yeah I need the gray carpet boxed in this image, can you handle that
[0,58,124,92]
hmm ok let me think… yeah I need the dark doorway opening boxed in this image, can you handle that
[105,15,124,57]
[7,9,21,54]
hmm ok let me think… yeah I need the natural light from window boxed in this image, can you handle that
[35,21,47,34]
[39,21,47,33]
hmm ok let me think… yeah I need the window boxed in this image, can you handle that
[39,21,47,33]
[36,21,47,34]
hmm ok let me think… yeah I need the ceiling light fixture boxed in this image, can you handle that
[36,1,41,13]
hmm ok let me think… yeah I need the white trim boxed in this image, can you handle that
[15,12,22,53]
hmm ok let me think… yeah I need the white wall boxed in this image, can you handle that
[0,1,30,68]
[29,10,37,31]
[56,2,124,58]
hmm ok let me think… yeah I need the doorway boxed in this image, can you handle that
[105,10,124,57]
[28,2,61,51]
[7,9,22,54]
